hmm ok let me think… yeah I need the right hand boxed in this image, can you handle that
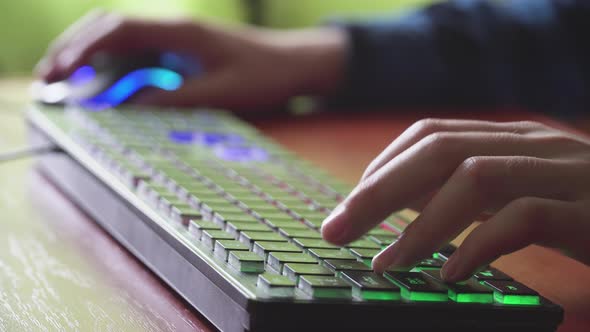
[35,11,347,110]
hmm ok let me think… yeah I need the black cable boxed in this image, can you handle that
[0,143,61,163]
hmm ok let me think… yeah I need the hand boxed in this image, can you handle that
[321,118,590,282]
[35,11,347,109]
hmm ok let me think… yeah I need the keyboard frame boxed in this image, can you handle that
[27,105,564,332]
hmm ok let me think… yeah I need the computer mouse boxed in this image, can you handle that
[32,51,201,109]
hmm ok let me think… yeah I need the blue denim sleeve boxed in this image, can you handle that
[330,0,590,116]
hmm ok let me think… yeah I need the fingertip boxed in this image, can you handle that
[440,251,468,283]
[320,204,352,245]
[371,243,404,273]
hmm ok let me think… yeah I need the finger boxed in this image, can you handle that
[37,10,107,80]
[51,17,208,82]
[133,71,237,108]
[321,131,569,246]
[371,156,590,273]
[440,198,590,282]
[360,119,546,182]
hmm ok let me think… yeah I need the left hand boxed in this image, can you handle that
[321,118,590,282]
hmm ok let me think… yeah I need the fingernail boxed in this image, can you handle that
[320,204,349,244]
[34,58,48,76]
[371,241,413,273]
[441,252,461,282]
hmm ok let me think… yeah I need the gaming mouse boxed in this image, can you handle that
[32,52,201,109]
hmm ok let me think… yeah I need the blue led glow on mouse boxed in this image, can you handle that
[84,68,183,109]
[33,52,199,109]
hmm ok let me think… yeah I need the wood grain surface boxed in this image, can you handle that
[1,78,589,331]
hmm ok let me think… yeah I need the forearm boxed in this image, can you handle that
[329,0,590,115]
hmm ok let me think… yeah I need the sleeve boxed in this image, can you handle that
[328,0,590,116]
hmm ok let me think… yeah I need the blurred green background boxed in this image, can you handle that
[0,0,430,75]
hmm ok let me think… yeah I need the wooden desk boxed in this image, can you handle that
[1,78,589,331]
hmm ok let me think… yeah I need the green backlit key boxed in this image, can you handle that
[341,271,401,301]
[323,259,372,273]
[188,220,221,240]
[267,252,317,273]
[422,270,493,304]
[308,249,356,261]
[433,244,456,261]
[253,241,302,258]
[384,271,448,302]
[346,239,381,250]
[282,263,333,282]
[350,248,381,266]
[473,267,513,281]
[226,221,272,237]
[279,229,322,239]
[266,219,308,230]
[262,212,297,223]
[298,275,352,299]
[213,240,250,261]
[302,217,326,229]
[170,205,202,226]
[239,231,286,249]
[367,227,397,236]
[293,238,339,250]
[414,257,445,270]
[257,273,296,297]
[369,235,398,247]
[214,212,260,225]
[228,251,265,273]
[484,280,540,305]
[204,203,244,215]
[201,230,236,249]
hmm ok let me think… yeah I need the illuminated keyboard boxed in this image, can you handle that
[27,105,563,332]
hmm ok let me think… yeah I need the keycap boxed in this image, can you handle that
[225,221,272,237]
[203,203,244,215]
[214,212,260,225]
[239,231,287,249]
[213,240,250,261]
[473,267,513,281]
[341,271,401,301]
[422,270,493,304]
[279,228,322,239]
[349,248,381,266]
[266,219,308,230]
[346,239,381,250]
[228,251,265,273]
[384,271,448,302]
[201,230,236,249]
[323,259,373,273]
[308,249,356,261]
[415,257,445,270]
[433,244,456,261]
[484,280,540,305]
[158,194,188,212]
[298,275,352,299]
[188,220,221,240]
[267,252,317,273]
[302,217,326,229]
[367,227,397,236]
[257,273,296,297]
[253,241,302,258]
[262,212,297,223]
[282,263,333,282]
[368,235,398,247]
[170,206,202,226]
[293,238,339,250]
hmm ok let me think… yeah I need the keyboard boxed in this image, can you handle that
[27,105,563,332]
